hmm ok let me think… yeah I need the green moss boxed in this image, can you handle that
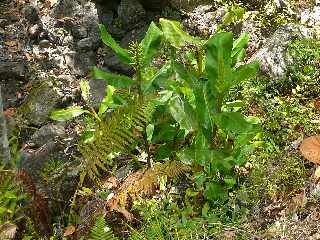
[267,156,306,198]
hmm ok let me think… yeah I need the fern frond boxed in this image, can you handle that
[79,97,156,184]
[90,215,118,240]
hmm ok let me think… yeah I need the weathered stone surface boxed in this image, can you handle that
[18,81,61,125]
[138,0,168,10]
[65,50,96,76]
[77,37,94,50]
[169,0,213,11]
[249,24,313,80]
[23,5,39,24]
[29,123,66,148]
[88,78,107,109]
[0,86,10,164]
[117,0,146,29]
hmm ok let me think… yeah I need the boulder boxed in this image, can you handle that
[249,24,313,80]
[17,81,61,126]
[117,0,146,30]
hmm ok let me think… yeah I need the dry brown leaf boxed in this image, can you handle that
[4,41,17,47]
[286,190,306,214]
[0,223,17,239]
[314,166,320,181]
[25,52,33,61]
[48,0,58,7]
[314,97,320,109]
[63,225,76,237]
[300,136,320,164]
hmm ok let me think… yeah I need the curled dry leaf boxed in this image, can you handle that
[0,223,17,239]
[63,225,76,237]
[300,136,320,164]
[314,97,320,109]
[314,166,320,181]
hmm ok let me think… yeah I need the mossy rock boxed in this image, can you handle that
[17,81,61,126]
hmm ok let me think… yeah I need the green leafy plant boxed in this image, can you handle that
[156,18,260,203]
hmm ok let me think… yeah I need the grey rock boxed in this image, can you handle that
[18,81,61,125]
[249,24,313,80]
[65,51,96,76]
[29,123,66,148]
[104,53,132,75]
[0,18,8,28]
[138,0,168,10]
[0,61,26,79]
[120,24,148,47]
[99,10,114,27]
[28,24,42,38]
[52,0,81,18]
[182,5,220,38]
[88,78,107,109]
[23,5,39,24]
[18,141,63,176]
[39,39,50,48]
[117,0,146,29]
[72,25,88,39]
[77,37,94,50]
[63,35,74,46]
[170,0,213,11]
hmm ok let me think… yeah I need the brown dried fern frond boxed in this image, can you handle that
[106,160,190,221]
[15,170,52,237]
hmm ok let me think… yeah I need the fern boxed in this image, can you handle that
[79,97,156,184]
[107,160,190,220]
[90,216,118,240]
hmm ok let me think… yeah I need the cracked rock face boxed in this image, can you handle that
[250,24,313,80]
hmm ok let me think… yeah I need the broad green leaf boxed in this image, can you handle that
[152,123,177,143]
[224,62,259,92]
[50,106,90,121]
[205,32,233,112]
[213,112,258,146]
[155,143,174,160]
[159,18,198,48]
[99,24,132,64]
[168,95,197,132]
[92,67,134,88]
[232,32,249,64]
[98,85,116,117]
[173,62,212,134]
[140,22,163,66]
[142,62,173,93]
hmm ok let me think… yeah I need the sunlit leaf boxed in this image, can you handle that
[99,24,132,64]
[140,22,163,66]
[92,67,134,88]
[50,106,90,121]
